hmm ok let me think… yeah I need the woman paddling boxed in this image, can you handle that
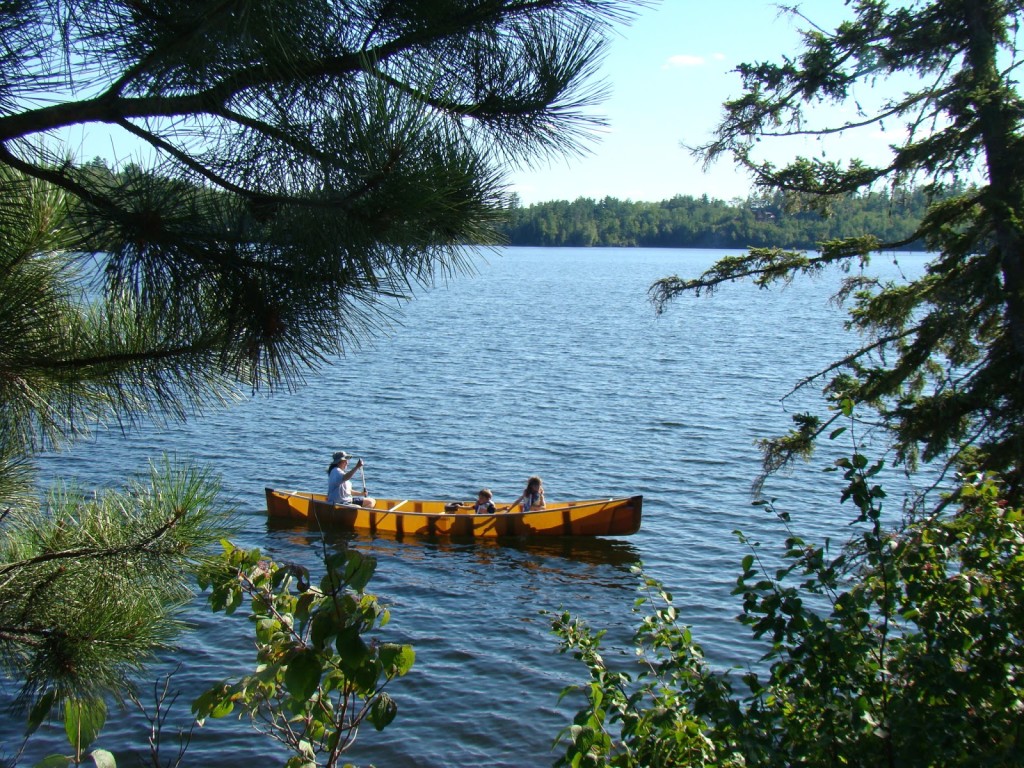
[326,451,376,507]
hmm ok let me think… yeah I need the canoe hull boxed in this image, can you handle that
[264,489,642,538]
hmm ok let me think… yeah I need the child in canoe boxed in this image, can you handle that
[447,489,497,514]
[509,475,545,512]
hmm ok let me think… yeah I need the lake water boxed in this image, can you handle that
[5,247,938,767]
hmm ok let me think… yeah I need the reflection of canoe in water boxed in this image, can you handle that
[264,489,642,538]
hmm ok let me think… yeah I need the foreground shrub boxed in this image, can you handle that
[553,460,1024,767]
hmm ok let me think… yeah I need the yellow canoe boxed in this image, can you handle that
[264,488,642,538]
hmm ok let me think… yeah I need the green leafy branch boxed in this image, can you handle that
[194,541,414,768]
[554,457,1024,767]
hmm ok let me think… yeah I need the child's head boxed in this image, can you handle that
[526,475,542,491]
[478,488,493,500]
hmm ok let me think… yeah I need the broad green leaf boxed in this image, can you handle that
[192,685,224,718]
[285,650,323,701]
[33,756,72,768]
[65,698,106,753]
[325,551,348,572]
[296,591,317,621]
[256,617,281,643]
[336,625,369,666]
[326,728,342,753]
[210,699,235,718]
[369,692,397,730]
[353,660,382,692]
[310,610,341,650]
[344,551,377,592]
[271,564,290,589]
[225,586,244,615]
[378,643,415,675]
[27,690,57,735]
[90,749,116,768]
[320,571,342,593]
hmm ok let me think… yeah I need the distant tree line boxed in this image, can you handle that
[76,161,936,253]
[498,188,934,249]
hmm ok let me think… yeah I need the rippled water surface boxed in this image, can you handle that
[7,247,935,767]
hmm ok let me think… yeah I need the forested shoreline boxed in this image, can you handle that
[497,189,933,249]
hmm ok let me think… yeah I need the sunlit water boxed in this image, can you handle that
[4,247,938,767]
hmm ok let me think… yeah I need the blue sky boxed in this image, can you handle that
[509,1,895,204]
[63,2,897,206]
